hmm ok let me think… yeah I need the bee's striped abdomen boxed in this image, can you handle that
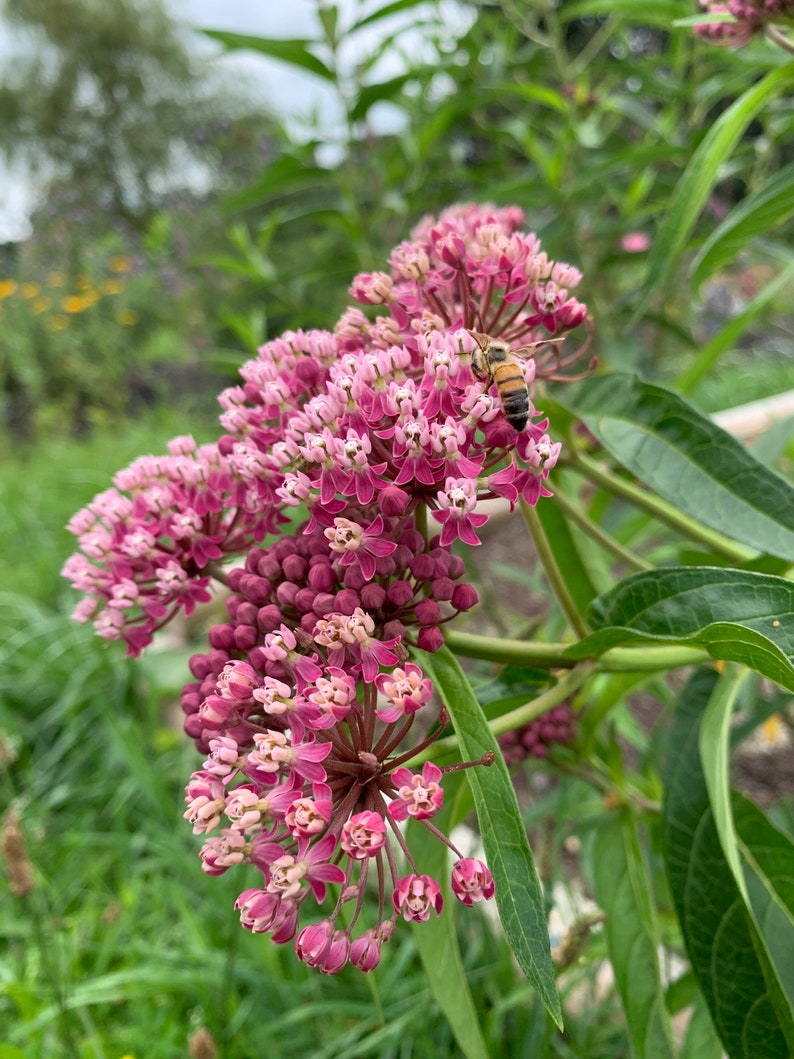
[494,365,529,431]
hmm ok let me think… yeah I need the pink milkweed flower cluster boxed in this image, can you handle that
[695,0,794,46]
[62,202,588,972]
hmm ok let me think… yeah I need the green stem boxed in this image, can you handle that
[444,628,709,671]
[521,499,591,638]
[536,0,571,77]
[414,663,594,763]
[570,14,620,75]
[551,487,652,572]
[569,451,755,564]
[766,24,794,54]
[488,664,593,737]
[414,500,428,548]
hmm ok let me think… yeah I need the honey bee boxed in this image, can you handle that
[468,332,545,432]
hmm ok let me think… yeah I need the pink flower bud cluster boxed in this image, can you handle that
[498,703,576,765]
[184,651,495,974]
[180,516,477,748]
[61,436,279,655]
[695,0,794,45]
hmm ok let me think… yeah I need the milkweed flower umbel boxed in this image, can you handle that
[63,202,589,970]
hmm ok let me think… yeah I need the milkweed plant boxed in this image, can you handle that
[61,36,794,1055]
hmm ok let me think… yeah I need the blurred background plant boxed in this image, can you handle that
[1,0,793,1057]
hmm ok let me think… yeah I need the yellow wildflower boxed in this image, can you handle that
[103,278,123,295]
[117,309,139,326]
[31,297,51,314]
[49,314,69,331]
[62,294,91,314]
[22,282,40,298]
[110,255,132,273]
[0,279,18,299]
[760,714,787,747]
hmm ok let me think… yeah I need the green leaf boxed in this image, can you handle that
[676,265,794,394]
[220,153,333,213]
[533,489,601,616]
[663,669,794,1057]
[735,795,794,1010]
[408,778,490,1059]
[202,30,336,81]
[591,814,677,1059]
[414,645,563,1029]
[317,2,338,46]
[691,161,794,286]
[558,0,684,25]
[566,567,794,691]
[349,0,432,33]
[700,667,794,1027]
[349,73,414,122]
[699,669,747,896]
[558,373,794,561]
[681,994,724,1059]
[635,64,794,316]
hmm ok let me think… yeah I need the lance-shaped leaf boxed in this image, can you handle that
[414,646,563,1029]
[699,671,794,1025]
[565,567,794,691]
[691,161,794,286]
[592,813,677,1059]
[203,30,335,81]
[533,485,602,616]
[676,266,794,394]
[633,64,794,315]
[349,0,431,33]
[663,668,794,1057]
[556,373,794,562]
[733,793,794,1017]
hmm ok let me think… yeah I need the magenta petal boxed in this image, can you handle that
[366,537,397,557]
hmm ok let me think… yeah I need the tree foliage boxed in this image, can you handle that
[0,0,258,225]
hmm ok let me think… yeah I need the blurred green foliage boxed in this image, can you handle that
[207,0,794,378]
[1,1,793,1056]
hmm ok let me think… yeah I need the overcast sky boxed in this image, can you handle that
[0,0,469,240]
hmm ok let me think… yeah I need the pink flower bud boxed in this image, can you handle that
[414,598,441,625]
[378,484,411,516]
[360,582,387,610]
[386,579,414,607]
[417,626,445,652]
[451,583,478,611]
[256,605,283,631]
[350,928,382,972]
[340,810,387,860]
[451,858,495,906]
[392,874,443,922]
